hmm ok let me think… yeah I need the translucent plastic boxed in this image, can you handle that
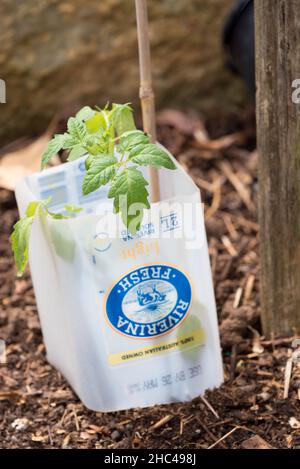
[15,153,223,412]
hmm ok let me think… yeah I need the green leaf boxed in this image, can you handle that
[11,197,57,275]
[129,143,176,169]
[108,167,150,232]
[36,104,178,243]
[112,103,136,136]
[76,106,95,122]
[48,213,66,220]
[41,134,65,169]
[82,155,118,195]
[85,154,95,171]
[86,112,107,133]
[67,117,87,142]
[10,217,34,276]
[62,133,79,149]
[64,204,82,214]
[86,142,106,156]
[25,197,52,217]
[67,145,87,161]
[25,201,41,217]
[118,130,150,153]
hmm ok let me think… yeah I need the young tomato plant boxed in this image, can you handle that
[11,103,176,275]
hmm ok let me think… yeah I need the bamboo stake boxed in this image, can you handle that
[135,0,160,202]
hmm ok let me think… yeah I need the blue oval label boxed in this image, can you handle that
[106,265,192,338]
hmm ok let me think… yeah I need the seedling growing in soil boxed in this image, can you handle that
[11,103,176,275]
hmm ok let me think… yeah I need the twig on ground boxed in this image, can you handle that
[244,274,255,302]
[149,414,173,431]
[222,235,238,257]
[219,160,255,212]
[233,287,243,309]
[200,395,219,419]
[207,427,239,449]
[283,353,293,399]
[205,176,222,221]
[196,417,226,449]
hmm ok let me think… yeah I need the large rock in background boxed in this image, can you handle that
[0,0,246,145]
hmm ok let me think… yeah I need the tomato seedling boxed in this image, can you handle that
[11,103,176,275]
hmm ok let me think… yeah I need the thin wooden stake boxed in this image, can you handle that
[135,0,160,202]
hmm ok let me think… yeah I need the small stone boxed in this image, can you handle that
[289,417,300,429]
[111,430,121,441]
[241,435,274,449]
[11,418,30,431]
[258,391,271,402]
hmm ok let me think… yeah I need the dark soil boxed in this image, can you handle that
[1,109,300,449]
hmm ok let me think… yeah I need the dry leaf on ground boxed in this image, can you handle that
[0,133,59,190]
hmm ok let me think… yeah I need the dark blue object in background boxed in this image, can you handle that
[223,0,255,98]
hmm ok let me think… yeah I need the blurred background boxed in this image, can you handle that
[0,0,251,146]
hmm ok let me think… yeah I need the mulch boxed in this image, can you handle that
[0,108,300,449]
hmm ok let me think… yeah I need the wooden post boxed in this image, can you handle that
[135,0,160,202]
[255,0,300,336]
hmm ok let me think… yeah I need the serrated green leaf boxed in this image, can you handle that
[112,103,136,136]
[108,167,150,232]
[76,106,95,122]
[130,143,176,169]
[62,133,79,149]
[36,104,178,245]
[82,155,118,195]
[85,154,95,170]
[67,145,87,161]
[118,130,150,153]
[41,134,65,169]
[67,117,87,142]
[10,217,34,276]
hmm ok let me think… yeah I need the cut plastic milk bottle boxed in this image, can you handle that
[15,151,223,411]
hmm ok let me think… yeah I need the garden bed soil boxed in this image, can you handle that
[0,109,300,449]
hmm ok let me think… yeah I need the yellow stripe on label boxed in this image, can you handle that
[108,329,205,366]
